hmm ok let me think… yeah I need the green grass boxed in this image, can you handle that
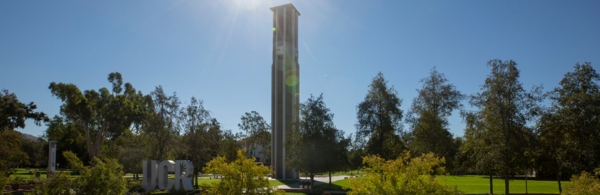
[314,175,570,194]
[439,175,569,194]
[9,170,82,178]
[314,179,351,191]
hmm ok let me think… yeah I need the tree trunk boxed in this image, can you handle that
[489,172,493,195]
[525,172,528,194]
[557,173,562,193]
[310,174,315,193]
[329,172,332,190]
[505,171,509,195]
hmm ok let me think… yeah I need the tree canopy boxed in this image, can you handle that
[355,72,405,160]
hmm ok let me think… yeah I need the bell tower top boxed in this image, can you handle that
[270,3,301,15]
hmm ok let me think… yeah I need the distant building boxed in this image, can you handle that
[238,137,270,164]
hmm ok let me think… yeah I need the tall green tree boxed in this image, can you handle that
[468,59,542,195]
[179,97,222,186]
[355,72,405,160]
[285,94,348,192]
[142,85,180,160]
[0,89,49,176]
[405,67,464,172]
[461,111,499,194]
[238,111,271,162]
[536,62,600,193]
[49,72,149,161]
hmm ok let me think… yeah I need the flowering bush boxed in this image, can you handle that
[344,151,462,195]
[561,168,600,195]
[203,149,285,195]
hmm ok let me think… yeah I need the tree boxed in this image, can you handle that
[44,115,90,166]
[344,152,462,195]
[468,59,542,195]
[355,72,405,160]
[48,72,149,161]
[0,129,28,176]
[0,89,48,176]
[536,62,600,192]
[238,111,271,162]
[203,149,283,195]
[405,67,464,172]
[0,89,49,131]
[285,94,348,191]
[219,130,242,162]
[461,111,499,194]
[179,97,222,186]
[142,85,180,160]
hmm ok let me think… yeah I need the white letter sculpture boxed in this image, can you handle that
[143,160,193,191]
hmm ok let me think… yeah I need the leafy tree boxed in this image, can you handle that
[142,85,180,160]
[44,115,89,166]
[20,133,46,166]
[0,89,49,131]
[356,72,405,160]
[179,97,222,186]
[116,131,147,181]
[203,149,283,195]
[238,111,271,162]
[219,129,242,162]
[467,59,542,195]
[48,72,150,161]
[461,111,499,194]
[0,129,28,176]
[0,89,48,176]
[536,62,600,192]
[405,67,464,172]
[285,94,348,191]
[344,151,462,195]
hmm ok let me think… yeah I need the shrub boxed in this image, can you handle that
[64,151,127,195]
[0,172,9,194]
[561,168,600,195]
[27,171,73,195]
[344,151,462,195]
[203,149,285,195]
[126,181,144,193]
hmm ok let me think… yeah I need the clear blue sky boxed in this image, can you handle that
[1,0,599,138]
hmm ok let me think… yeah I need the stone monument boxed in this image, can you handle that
[271,3,300,180]
[48,141,57,177]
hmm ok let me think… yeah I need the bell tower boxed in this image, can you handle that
[271,3,300,180]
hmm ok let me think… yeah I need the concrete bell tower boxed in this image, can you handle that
[271,3,300,180]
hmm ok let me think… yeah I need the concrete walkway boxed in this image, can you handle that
[274,175,351,189]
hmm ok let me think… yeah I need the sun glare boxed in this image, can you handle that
[232,0,263,10]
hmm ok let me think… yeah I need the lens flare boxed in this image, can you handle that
[284,70,299,86]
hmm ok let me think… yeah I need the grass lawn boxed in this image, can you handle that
[314,175,570,194]
[314,179,351,191]
[439,175,569,194]
[9,170,82,178]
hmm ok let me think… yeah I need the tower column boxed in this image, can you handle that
[271,3,300,180]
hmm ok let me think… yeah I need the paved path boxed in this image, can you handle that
[274,175,351,189]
